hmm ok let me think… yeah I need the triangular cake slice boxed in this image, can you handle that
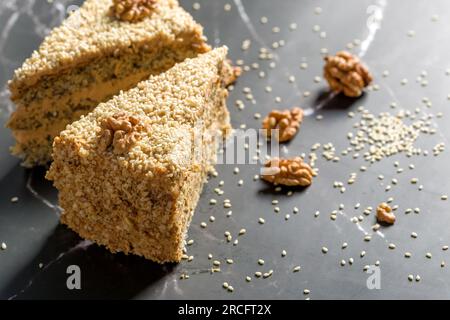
[7,0,209,166]
[46,47,233,263]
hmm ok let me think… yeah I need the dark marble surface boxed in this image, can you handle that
[1,0,450,299]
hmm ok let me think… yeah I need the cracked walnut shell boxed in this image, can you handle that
[112,0,157,22]
[99,112,142,154]
[324,51,373,97]
[261,157,315,187]
[376,203,395,224]
[262,107,304,142]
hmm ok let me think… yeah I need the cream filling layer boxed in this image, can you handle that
[10,69,153,130]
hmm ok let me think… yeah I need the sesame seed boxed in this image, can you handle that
[226,259,234,264]
[293,266,301,272]
[258,218,265,224]
[262,271,276,281]
[258,259,265,266]
[10,197,19,203]
[1,242,7,250]
[340,260,346,266]
[426,253,432,259]
[255,271,262,278]
[405,252,411,258]
[411,232,418,238]
[246,276,252,282]
[303,289,310,295]
[239,228,246,236]
[408,275,414,281]
[388,243,396,250]
[281,250,287,257]
[322,247,328,254]
[187,239,194,245]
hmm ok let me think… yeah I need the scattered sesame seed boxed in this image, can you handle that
[10,197,19,203]
[322,247,328,254]
[258,218,265,224]
[293,266,301,272]
[1,242,6,250]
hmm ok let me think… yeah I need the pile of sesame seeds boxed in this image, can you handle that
[347,108,435,163]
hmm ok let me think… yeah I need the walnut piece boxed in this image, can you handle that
[376,203,396,224]
[261,157,315,187]
[112,0,157,22]
[99,112,141,154]
[223,59,242,86]
[324,51,373,97]
[262,107,304,142]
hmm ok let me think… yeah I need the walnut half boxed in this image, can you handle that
[111,0,157,23]
[324,51,372,97]
[98,112,142,154]
[376,203,396,224]
[262,107,304,142]
[261,157,315,187]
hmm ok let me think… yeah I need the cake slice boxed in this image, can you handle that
[7,0,210,167]
[46,47,233,263]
